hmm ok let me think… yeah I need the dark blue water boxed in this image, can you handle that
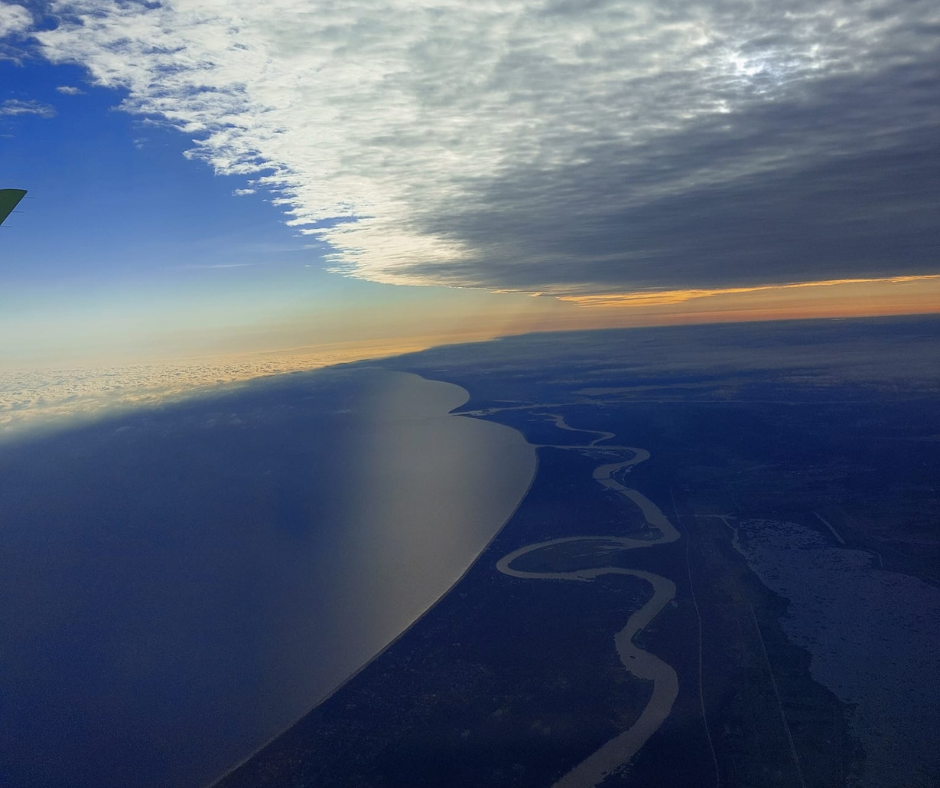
[0,367,535,788]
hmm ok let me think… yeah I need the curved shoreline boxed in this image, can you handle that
[208,373,538,788]
[496,416,680,788]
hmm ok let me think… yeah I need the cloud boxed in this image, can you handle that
[233,188,256,196]
[559,276,940,308]
[34,0,940,295]
[0,2,30,61]
[0,98,55,118]
[0,339,441,440]
[55,85,84,95]
[0,3,30,37]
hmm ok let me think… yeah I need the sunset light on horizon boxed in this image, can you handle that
[1,0,938,422]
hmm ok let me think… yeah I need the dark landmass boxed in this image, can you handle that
[219,316,940,788]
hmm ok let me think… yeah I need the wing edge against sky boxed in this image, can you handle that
[0,189,26,227]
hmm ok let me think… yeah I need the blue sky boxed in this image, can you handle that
[1,55,378,358]
[2,56,302,353]
[0,47,547,367]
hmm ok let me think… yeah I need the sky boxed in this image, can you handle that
[0,0,938,426]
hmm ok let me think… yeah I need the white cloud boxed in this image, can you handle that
[0,98,55,117]
[55,85,85,95]
[0,340,435,439]
[33,0,940,294]
[0,2,30,38]
[233,188,256,196]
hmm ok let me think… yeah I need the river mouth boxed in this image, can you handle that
[0,368,536,788]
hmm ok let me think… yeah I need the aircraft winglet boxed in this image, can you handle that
[0,189,27,227]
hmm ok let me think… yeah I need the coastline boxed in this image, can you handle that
[0,367,536,788]
[208,372,539,788]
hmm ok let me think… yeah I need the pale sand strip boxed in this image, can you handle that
[496,419,681,788]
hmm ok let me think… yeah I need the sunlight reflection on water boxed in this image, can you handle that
[0,369,536,788]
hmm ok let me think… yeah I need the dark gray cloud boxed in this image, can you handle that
[27,0,940,294]
[409,55,940,292]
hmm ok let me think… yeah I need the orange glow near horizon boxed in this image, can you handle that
[5,273,937,439]
[11,273,936,375]
[542,273,940,329]
[245,273,940,367]
[557,274,940,308]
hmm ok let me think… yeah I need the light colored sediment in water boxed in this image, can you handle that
[536,411,617,448]
[1,370,538,788]
[496,415,680,788]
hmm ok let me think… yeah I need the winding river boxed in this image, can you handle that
[495,413,680,788]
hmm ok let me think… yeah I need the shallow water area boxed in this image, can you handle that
[0,368,536,788]
[735,519,940,788]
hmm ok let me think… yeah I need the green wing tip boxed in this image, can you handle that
[0,188,27,227]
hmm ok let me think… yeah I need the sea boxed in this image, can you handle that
[0,367,536,788]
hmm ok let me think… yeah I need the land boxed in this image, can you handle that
[217,316,940,788]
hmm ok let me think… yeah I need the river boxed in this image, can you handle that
[496,413,681,788]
